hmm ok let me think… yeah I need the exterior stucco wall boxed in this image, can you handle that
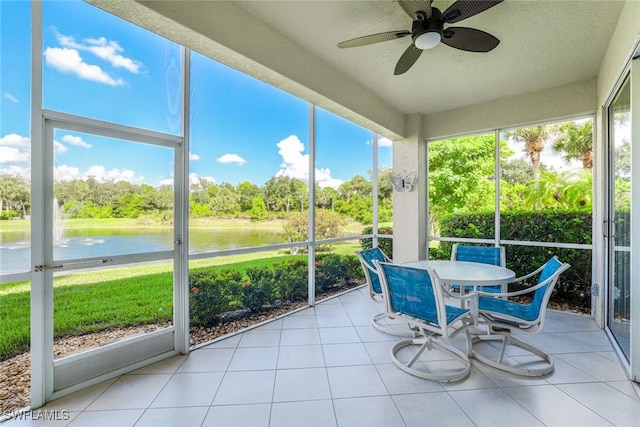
[422,79,597,140]
[593,0,640,352]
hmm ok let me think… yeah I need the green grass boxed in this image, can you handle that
[0,242,362,360]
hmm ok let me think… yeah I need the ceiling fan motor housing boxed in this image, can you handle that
[412,8,443,49]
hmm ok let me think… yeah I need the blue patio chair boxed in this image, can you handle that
[450,244,507,294]
[374,261,476,382]
[355,248,417,337]
[473,256,570,376]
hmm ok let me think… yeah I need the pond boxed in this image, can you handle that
[0,227,287,275]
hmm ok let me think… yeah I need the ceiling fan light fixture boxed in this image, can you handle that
[414,31,441,50]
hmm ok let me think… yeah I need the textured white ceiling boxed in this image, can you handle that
[237,0,624,116]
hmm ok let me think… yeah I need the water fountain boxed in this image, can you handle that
[53,198,70,246]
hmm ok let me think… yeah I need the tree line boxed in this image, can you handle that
[1,119,610,224]
[0,170,395,224]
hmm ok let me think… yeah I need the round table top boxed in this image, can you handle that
[401,259,516,286]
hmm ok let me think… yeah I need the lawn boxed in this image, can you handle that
[0,240,362,360]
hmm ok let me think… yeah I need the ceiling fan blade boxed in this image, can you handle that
[394,44,423,75]
[442,0,503,23]
[398,0,432,20]
[337,30,411,48]
[441,27,500,52]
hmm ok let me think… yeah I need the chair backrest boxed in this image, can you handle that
[355,248,391,296]
[451,244,505,267]
[375,261,447,328]
[531,256,571,317]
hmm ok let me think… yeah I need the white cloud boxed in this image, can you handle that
[217,153,246,165]
[44,47,125,86]
[54,165,80,181]
[0,134,30,164]
[189,172,214,186]
[316,167,343,188]
[378,137,393,147]
[366,136,393,147]
[275,135,342,188]
[56,31,142,74]
[1,133,30,148]
[4,93,18,103]
[61,134,92,148]
[0,165,30,179]
[83,165,142,183]
[189,152,200,161]
[318,178,344,189]
[81,37,142,73]
[276,135,308,180]
[54,140,67,154]
[53,165,144,183]
[0,146,29,163]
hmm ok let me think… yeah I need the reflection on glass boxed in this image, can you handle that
[52,130,174,261]
[43,1,183,135]
[609,77,631,359]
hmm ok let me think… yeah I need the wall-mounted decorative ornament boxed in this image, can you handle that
[390,171,417,192]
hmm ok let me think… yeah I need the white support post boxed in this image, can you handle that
[308,104,316,306]
[372,133,379,248]
[630,58,640,382]
[174,46,190,354]
[392,114,427,263]
[30,1,54,409]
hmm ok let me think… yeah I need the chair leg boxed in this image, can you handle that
[372,312,419,338]
[471,331,554,376]
[390,334,472,382]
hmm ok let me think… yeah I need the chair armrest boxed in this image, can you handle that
[475,273,557,298]
[510,263,546,284]
[361,261,378,274]
[444,287,478,324]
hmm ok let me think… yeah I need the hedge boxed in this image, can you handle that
[189,253,362,326]
[432,210,593,310]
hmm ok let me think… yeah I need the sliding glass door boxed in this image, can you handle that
[607,75,631,361]
[606,58,640,381]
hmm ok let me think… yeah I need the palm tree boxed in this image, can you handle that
[507,126,551,177]
[552,121,593,168]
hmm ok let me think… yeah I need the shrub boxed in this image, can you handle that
[243,267,275,311]
[273,259,308,301]
[189,254,368,323]
[434,210,592,309]
[315,254,361,293]
[360,226,393,257]
[189,270,244,326]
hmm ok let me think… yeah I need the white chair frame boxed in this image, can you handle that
[375,261,477,382]
[472,256,571,376]
[356,249,419,338]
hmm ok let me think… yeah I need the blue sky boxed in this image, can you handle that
[1,0,392,190]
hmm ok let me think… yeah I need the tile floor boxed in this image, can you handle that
[4,286,640,427]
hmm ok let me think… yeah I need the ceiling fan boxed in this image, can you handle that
[337,0,503,75]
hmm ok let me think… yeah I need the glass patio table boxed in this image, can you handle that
[401,259,515,289]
